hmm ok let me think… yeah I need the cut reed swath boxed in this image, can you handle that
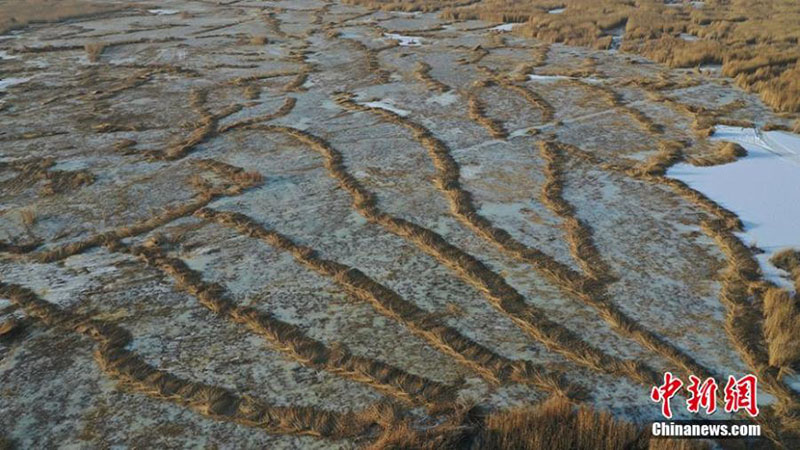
[467,90,508,139]
[581,140,800,437]
[218,97,297,133]
[254,117,658,388]
[340,39,392,84]
[195,207,575,398]
[29,158,263,263]
[534,141,727,389]
[567,80,664,134]
[413,62,450,93]
[123,240,456,408]
[538,141,614,283]
[156,89,244,161]
[340,93,728,393]
[0,281,378,440]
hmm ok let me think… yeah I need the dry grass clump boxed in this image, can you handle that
[0,156,95,196]
[0,318,22,337]
[84,42,105,63]
[0,0,117,34]
[637,140,684,176]
[478,396,708,450]
[690,142,747,167]
[413,62,450,93]
[771,249,800,275]
[763,287,800,370]
[40,169,95,196]
[19,208,37,227]
[771,248,800,292]
[346,0,800,112]
[467,93,508,139]
[371,396,710,449]
[249,35,268,45]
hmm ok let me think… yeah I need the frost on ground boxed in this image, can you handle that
[1,0,799,447]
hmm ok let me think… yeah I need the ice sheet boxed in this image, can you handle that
[667,126,800,287]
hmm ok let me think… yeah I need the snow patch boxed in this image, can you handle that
[383,33,422,46]
[0,50,19,60]
[667,126,800,288]
[548,7,566,14]
[528,74,603,84]
[426,91,458,107]
[148,9,180,16]
[491,23,516,32]
[0,77,31,91]
[363,100,410,117]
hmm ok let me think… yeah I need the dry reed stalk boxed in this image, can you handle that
[84,42,105,63]
[566,141,800,437]
[342,39,392,84]
[413,62,450,93]
[467,91,508,139]
[157,89,241,160]
[539,141,614,283]
[568,80,663,134]
[478,395,710,450]
[498,80,555,122]
[689,142,747,167]
[535,141,729,388]
[339,94,737,398]
[219,97,297,133]
[763,288,800,370]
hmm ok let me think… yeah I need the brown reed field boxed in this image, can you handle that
[1,0,799,448]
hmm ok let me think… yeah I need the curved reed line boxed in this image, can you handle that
[0,281,379,440]
[536,140,726,384]
[30,159,263,263]
[196,207,574,398]
[413,62,450,93]
[155,89,244,161]
[242,123,656,388]
[467,90,508,139]
[477,65,555,122]
[566,80,664,134]
[341,39,391,84]
[124,241,457,407]
[538,141,615,283]
[219,97,297,133]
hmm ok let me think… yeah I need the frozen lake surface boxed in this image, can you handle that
[668,126,800,287]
